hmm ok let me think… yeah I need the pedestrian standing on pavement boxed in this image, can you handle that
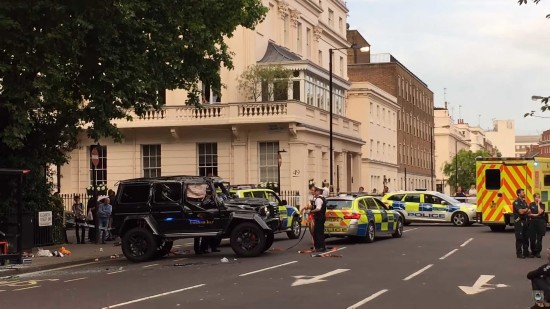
[514,188,532,258]
[303,187,327,252]
[529,193,546,258]
[97,197,112,244]
[72,195,86,244]
[454,186,467,202]
[526,248,550,308]
[322,181,330,198]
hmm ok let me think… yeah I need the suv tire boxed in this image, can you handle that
[286,216,301,239]
[264,231,274,252]
[122,227,158,262]
[154,240,174,259]
[230,222,266,257]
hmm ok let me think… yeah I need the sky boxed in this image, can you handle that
[346,0,550,135]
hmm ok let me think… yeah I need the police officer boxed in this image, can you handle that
[514,188,531,258]
[529,193,546,258]
[304,187,327,252]
[526,248,550,308]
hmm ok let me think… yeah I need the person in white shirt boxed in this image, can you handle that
[467,184,477,203]
[322,180,329,198]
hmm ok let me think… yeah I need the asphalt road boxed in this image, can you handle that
[0,224,546,309]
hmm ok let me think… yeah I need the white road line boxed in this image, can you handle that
[14,286,41,291]
[346,289,389,309]
[403,228,418,233]
[239,261,299,277]
[9,261,99,278]
[403,264,433,281]
[102,284,205,308]
[107,270,126,275]
[142,264,159,268]
[64,277,87,283]
[439,249,458,260]
[460,238,474,247]
[172,258,188,262]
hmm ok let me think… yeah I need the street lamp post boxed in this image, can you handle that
[329,44,369,195]
[277,149,287,194]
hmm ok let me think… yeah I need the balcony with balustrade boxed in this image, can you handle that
[111,100,361,140]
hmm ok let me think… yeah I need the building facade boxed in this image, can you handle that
[485,120,515,157]
[58,0,364,206]
[539,130,550,157]
[347,29,435,191]
[348,81,399,193]
[515,135,540,158]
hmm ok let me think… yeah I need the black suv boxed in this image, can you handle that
[112,176,275,262]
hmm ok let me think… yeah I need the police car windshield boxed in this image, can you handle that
[326,200,352,210]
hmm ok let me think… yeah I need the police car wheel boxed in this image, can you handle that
[451,212,469,227]
[366,222,375,243]
[392,218,403,238]
[230,222,266,257]
[286,217,301,239]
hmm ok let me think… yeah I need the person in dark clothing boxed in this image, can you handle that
[529,193,546,258]
[514,188,531,258]
[527,248,550,308]
[304,187,326,252]
[454,186,466,202]
[72,195,86,244]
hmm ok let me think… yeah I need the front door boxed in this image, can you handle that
[151,182,186,233]
[182,183,221,234]
[374,198,394,233]
[422,193,447,222]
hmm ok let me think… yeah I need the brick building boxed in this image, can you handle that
[538,129,550,157]
[347,29,435,190]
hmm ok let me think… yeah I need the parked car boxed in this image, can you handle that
[381,190,477,227]
[111,176,275,262]
[228,186,301,239]
[325,194,403,242]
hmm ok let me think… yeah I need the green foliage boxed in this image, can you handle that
[238,65,293,102]
[524,96,550,118]
[443,149,491,192]
[0,1,267,213]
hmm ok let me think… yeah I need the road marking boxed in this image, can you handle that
[8,261,99,278]
[439,249,458,260]
[142,264,159,268]
[459,275,509,295]
[291,269,350,286]
[403,264,433,281]
[460,238,474,247]
[239,261,298,277]
[13,286,40,291]
[102,284,205,308]
[107,270,126,275]
[346,289,389,309]
[403,228,418,233]
[172,258,188,262]
[64,277,87,283]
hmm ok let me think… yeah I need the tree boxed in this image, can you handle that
[238,65,292,102]
[0,1,267,214]
[443,149,491,193]
[518,0,550,18]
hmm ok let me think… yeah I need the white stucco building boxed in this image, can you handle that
[348,82,399,193]
[58,0,365,207]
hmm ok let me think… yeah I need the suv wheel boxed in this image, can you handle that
[230,222,266,257]
[122,227,158,262]
[286,216,301,239]
[154,240,174,259]
[264,231,274,252]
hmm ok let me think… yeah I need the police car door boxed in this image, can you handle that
[365,198,384,233]
[403,193,422,221]
[265,190,289,228]
[423,193,447,222]
[374,197,395,232]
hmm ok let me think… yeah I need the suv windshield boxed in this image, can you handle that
[326,199,352,210]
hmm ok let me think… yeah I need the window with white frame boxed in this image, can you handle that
[143,144,161,178]
[328,9,334,27]
[338,17,343,33]
[259,141,279,183]
[306,28,311,58]
[198,143,218,177]
[89,145,107,185]
[339,56,344,76]
[284,14,290,45]
[297,22,303,54]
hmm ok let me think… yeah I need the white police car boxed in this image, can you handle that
[381,190,477,226]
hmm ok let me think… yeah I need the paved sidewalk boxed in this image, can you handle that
[0,230,193,277]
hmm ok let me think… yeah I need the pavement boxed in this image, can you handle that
[0,230,192,277]
[0,223,547,309]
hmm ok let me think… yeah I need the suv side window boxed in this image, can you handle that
[266,191,281,205]
[153,182,182,203]
[119,184,150,204]
[404,194,421,203]
[242,191,254,198]
[366,198,379,210]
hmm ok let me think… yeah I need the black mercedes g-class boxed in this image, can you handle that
[112,176,275,262]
